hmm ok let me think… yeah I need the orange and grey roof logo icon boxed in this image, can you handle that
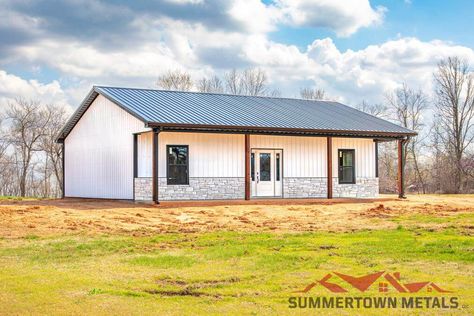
[295,271,452,294]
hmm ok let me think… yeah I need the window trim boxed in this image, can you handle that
[166,145,189,185]
[338,149,356,184]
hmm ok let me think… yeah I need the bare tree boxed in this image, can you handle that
[0,115,8,161]
[6,99,51,196]
[356,100,388,118]
[241,68,268,96]
[429,116,453,193]
[196,76,224,93]
[434,56,474,193]
[0,115,12,196]
[0,154,17,196]
[157,69,193,91]
[300,87,326,100]
[224,69,243,95]
[268,89,281,97]
[386,83,428,193]
[224,68,271,96]
[40,104,68,196]
[378,141,398,193]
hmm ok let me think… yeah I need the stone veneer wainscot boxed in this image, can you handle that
[134,177,378,201]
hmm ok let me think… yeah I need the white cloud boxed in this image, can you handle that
[8,30,474,108]
[276,0,386,37]
[237,36,474,103]
[2,0,474,110]
[305,37,474,103]
[0,70,69,108]
[228,0,281,33]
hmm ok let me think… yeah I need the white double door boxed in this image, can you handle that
[251,149,283,197]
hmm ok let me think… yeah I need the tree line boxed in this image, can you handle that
[0,100,68,197]
[366,57,474,194]
[157,68,326,100]
[0,57,473,197]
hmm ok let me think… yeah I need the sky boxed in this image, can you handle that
[1,0,474,111]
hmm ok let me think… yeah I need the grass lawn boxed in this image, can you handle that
[0,196,473,315]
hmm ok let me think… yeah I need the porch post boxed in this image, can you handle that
[374,140,379,178]
[244,134,250,200]
[133,134,138,178]
[397,138,405,199]
[327,136,333,199]
[152,129,159,204]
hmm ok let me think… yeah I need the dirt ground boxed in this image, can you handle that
[0,195,473,238]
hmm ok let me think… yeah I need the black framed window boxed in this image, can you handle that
[167,145,189,185]
[338,149,355,184]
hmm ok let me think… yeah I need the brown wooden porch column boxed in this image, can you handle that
[327,136,333,199]
[397,138,405,199]
[244,134,251,200]
[152,129,159,204]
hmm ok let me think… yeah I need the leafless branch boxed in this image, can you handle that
[157,69,193,91]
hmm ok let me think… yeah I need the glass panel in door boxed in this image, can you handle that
[259,153,271,181]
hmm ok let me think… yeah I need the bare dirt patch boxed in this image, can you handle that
[0,195,473,238]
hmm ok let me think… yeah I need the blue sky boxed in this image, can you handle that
[0,0,473,109]
[270,0,474,50]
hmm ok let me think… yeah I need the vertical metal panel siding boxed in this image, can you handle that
[65,95,149,199]
[136,133,376,180]
[251,135,375,178]
[139,132,246,178]
[250,135,327,177]
[137,132,153,177]
[332,138,375,178]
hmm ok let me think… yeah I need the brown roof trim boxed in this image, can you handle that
[147,122,416,138]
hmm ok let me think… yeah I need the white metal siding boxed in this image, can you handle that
[137,132,245,178]
[160,132,245,177]
[332,138,376,178]
[251,135,375,178]
[137,132,153,177]
[137,134,376,179]
[65,95,149,199]
[250,135,327,177]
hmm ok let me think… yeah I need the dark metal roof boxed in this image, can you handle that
[57,86,416,141]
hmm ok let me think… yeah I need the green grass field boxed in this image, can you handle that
[0,211,473,315]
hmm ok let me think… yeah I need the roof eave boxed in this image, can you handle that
[147,122,417,139]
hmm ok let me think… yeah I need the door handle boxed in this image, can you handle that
[257,172,259,183]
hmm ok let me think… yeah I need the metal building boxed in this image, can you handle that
[57,86,415,202]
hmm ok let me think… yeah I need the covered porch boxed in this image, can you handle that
[132,126,409,204]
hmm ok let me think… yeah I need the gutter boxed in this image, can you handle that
[146,122,417,139]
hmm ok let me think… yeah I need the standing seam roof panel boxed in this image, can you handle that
[59,86,416,138]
